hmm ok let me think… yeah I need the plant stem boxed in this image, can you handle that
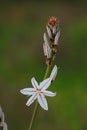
[28,65,50,130]
[44,65,50,79]
[28,101,38,130]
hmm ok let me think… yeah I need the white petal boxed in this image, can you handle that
[37,93,48,110]
[50,65,58,82]
[54,30,60,45]
[39,78,51,90]
[43,90,56,97]
[20,88,35,96]
[26,93,37,106]
[46,26,52,39]
[43,33,49,44]
[31,77,39,89]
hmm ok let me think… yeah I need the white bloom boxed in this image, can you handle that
[20,77,56,110]
[43,42,51,59]
[54,30,60,45]
[50,65,58,82]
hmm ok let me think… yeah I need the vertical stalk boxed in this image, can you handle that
[28,101,38,130]
[44,65,50,79]
[28,65,50,130]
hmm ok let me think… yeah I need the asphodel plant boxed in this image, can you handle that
[20,16,60,130]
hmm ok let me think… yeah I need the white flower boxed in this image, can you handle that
[20,77,56,111]
[50,65,58,82]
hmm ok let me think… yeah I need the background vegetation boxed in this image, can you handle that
[0,1,87,130]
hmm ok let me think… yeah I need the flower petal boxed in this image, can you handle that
[31,77,39,89]
[43,90,56,97]
[39,78,51,90]
[20,88,35,96]
[26,93,37,106]
[37,93,48,110]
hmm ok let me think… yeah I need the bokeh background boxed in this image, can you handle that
[0,1,87,130]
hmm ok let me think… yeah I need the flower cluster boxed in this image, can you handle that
[43,16,60,66]
[20,65,58,111]
[0,106,8,130]
[20,16,60,111]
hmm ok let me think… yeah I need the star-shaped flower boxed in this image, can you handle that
[20,77,56,110]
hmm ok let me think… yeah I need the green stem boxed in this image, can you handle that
[28,65,50,130]
[44,65,50,79]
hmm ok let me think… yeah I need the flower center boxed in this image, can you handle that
[36,89,41,94]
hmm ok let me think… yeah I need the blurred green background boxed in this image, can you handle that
[0,1,87,130]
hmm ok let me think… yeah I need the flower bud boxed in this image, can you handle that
[53,26,57,35]
[50,65,58,82]
[43,42,51,59]
[54,30,60,45]
[43,33,49,45]
[46,26,52,39]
